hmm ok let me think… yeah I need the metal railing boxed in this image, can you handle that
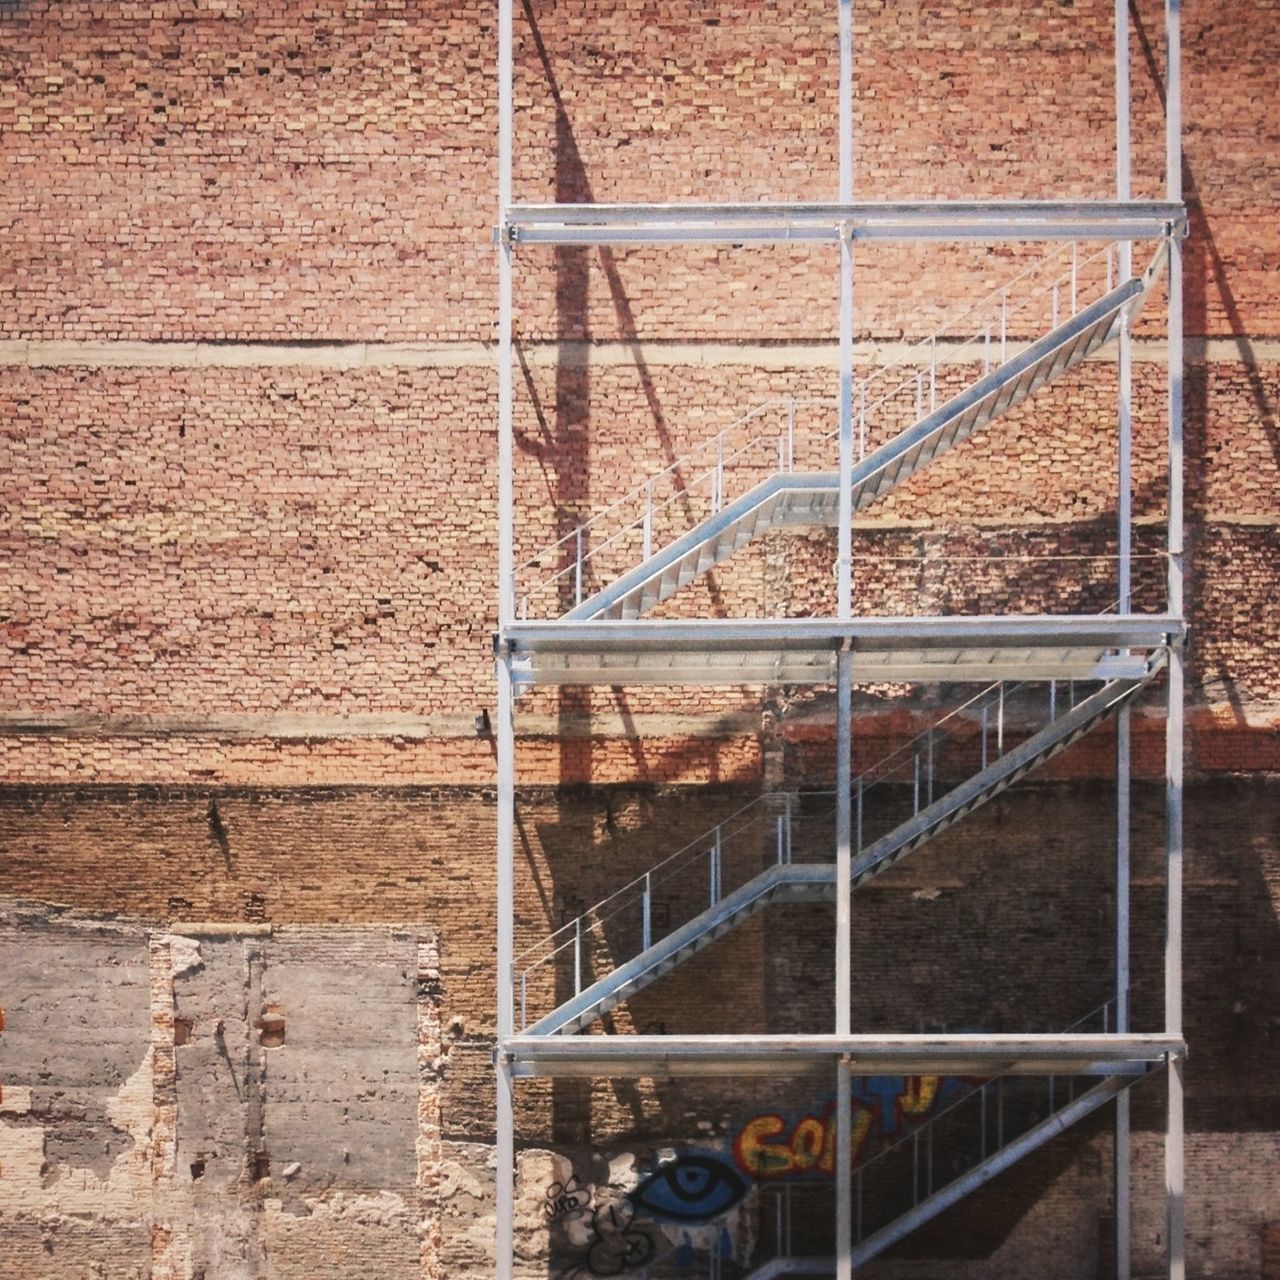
[757,991,1134,1263]
[515,240,1128,619]
[512,677,1105,1032]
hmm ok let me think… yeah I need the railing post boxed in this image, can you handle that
[1071,242,1079,313]
[926,730,935,805]
[983,325,991,374]
[855,777,863,854]
[913,754,921,815]
[1000,290,1008,363]
[776,813,785,866]
[1052,280,1060,329]
[998,683,1006,755]
[714,433,724,513]
[981,703,989,769]
[1050,679,1058,721]
[520,971,527,1032]
[915,371,923,422]
[980,1083,988,1159]
[929,336,937,411]
[642,873,652,951]
[710,825,722,906]
[573,916,582,996]
[1107,242,1115,291]
[858,380,867,459]
[788,397,796,470]
[643,480,653,560]
[574,525,584,607]
[785,792,793,864]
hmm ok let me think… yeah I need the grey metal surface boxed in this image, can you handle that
[507,613,1179,686]
[505,200,1187,245]
[504,1034,1182,1078]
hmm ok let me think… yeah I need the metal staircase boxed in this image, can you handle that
[518,244,1167,625]
[517,659,1163,1037]
[746,1064,1150,1276]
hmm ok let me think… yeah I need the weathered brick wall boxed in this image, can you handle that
[2,1,1278,1277]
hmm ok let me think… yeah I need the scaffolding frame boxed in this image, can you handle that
[493,3,1186,1276]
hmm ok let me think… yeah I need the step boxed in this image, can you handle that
[563,254,1162,623]
[523,666,1159,1038]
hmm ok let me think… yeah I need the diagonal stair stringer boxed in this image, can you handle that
[567,245,1168,623]
[524,658,1165,1037]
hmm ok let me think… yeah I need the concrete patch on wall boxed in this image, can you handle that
[0,901,441,1280]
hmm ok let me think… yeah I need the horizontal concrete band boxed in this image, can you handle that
[2,336,1278,370]
[0,702,1274,740]
[0,710,763,740]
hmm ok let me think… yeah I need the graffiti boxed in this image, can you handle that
[545,1172,592,1223]
[557,1200,654,1278]
[733,1076,977,1179]
[630,1153,748,1224]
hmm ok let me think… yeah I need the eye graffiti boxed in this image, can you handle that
[630,1153,748,1224]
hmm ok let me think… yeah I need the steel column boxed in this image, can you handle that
[835,6,855,1277]
[1115,3,1133,1274]
[1165,3,1185,1278]
[495,0,515,1275]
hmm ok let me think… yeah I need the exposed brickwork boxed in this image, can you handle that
[2,1,1278,1276]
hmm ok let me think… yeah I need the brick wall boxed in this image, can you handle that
[2,1,1278,1277]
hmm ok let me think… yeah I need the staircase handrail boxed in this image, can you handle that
[516,239,1127,615]
[514,675,1040,973]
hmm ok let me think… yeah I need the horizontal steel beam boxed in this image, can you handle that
[503,614,1181,686]
[505,614,1184,654]
[503,1032,1185,1079]
[514,653,1156,687]
[503,201,1187,246]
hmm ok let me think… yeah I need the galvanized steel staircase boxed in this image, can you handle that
[523,663,1161,1037]
[566,247,1166,623]
[744,1070,1148,1277]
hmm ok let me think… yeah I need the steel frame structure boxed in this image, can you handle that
[493,3,1186,1276]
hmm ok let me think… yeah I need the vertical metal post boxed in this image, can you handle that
[1165,3,1185,1278]
[788,398,796,470]
[642,873,652,951]
[574,525,584,606]
[998,683,1005,755]
[1000,290,1008,362]
[855,776,863,854]
[711,826,722,906]
[495,0,515,1271]
[574,915,582,995]
[981,704,989,769]
[643,481,653,560]
[835,8,855,1274]
[858,380,867,459]
[1114,17,1134,1276]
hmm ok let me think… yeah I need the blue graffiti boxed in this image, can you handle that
[630,1153,748,1224]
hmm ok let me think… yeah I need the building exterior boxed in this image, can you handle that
[0,2,1277,1278]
